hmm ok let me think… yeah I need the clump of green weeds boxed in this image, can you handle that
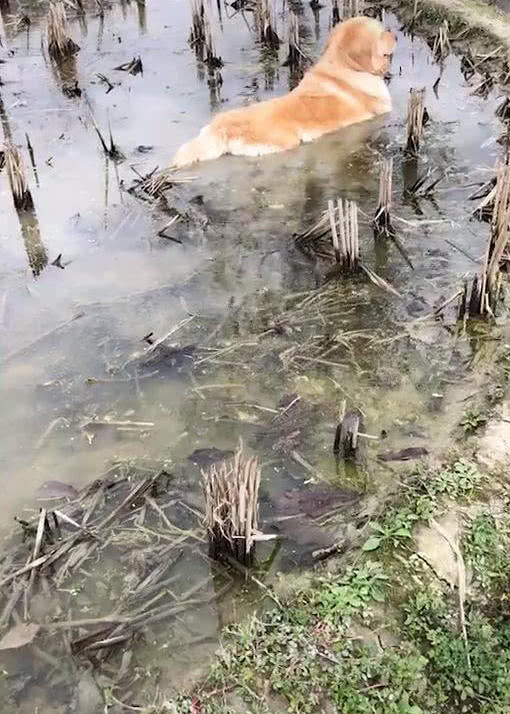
[464,511,510,596]
[460,406,489,434]
[205,596,431,714]
[304,560,388,623]
[404,588,510,713]
[362,460,483,553]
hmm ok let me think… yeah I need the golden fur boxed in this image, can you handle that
[172,16,396,168]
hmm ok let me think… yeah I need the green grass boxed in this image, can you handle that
[361,460,483,554]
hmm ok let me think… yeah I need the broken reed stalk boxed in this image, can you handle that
[328,198,359,272]
[204,18,223,73]
[25,132,39,188]
[333,402,362,460]
[5,143,33,211]
[406,88,426,154]
[189,0,222,72]
[459,162,510,319]
[432,20,450,62]
[258,0,279,50]
[189,0,206,52]
[343,0,364,18]
[331,0,340,26]
[47,2,80,59]
[284,12,303,73]
[374,157,393,238]
[202,442,261,566]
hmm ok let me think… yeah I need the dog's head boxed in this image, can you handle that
[324,17,396,75]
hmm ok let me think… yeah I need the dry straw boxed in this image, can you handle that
[374,157,393,238]
[406,88,426,154]
[47,2,80,59]
[258,0,279,50]
[5,143,33,211]
[202,441,261,566]
[328,198,359,271]
[459,162,510,319]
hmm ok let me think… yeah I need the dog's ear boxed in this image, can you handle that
[371,29,396,74]
[324,19,395,75]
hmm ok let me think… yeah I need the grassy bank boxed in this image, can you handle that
[159,454,510,714]
[385,0,510,49]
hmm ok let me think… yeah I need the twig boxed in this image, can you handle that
[429,517,470,669]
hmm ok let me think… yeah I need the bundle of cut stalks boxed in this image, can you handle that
[328,198,360,271]
[5,143,33,211]
[202,442,261,566]
[459,162,510,319]
[47,2,80,59]
[406,88,426,154]
[374,157,394,238]
[258,0,279,50]
[295,198,402,296]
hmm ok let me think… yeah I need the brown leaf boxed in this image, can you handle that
[0,623,40,650]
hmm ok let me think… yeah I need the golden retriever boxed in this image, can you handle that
[171,16,396,169]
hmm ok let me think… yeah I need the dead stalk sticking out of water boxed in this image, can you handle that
[5,143,33,211]
[333,402,363,460]
[258,0,279,50]
[328,198,359,272]
[202,441,261,566]
[331,0,340,27]
[432,20,450,63]
[284,11,305,76]
[460,162,510,319]
[340,0,364,19]
[374,157,393,238]
[406,88,426,155]
[47,2,80,59]
[204,17,223,74]
[189,0,206,51]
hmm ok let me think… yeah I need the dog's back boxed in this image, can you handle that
[172,17,395,168]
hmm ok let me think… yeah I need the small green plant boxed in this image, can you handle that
[362,509,418,552]
[433,459,482,499]
[306,561,389,623]
[460,406,489,434]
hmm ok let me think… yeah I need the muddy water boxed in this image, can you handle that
[0,0,507,707]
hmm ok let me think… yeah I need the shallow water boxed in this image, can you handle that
[0,0,507,707]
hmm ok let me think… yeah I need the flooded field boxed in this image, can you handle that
[0,0,508,710]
